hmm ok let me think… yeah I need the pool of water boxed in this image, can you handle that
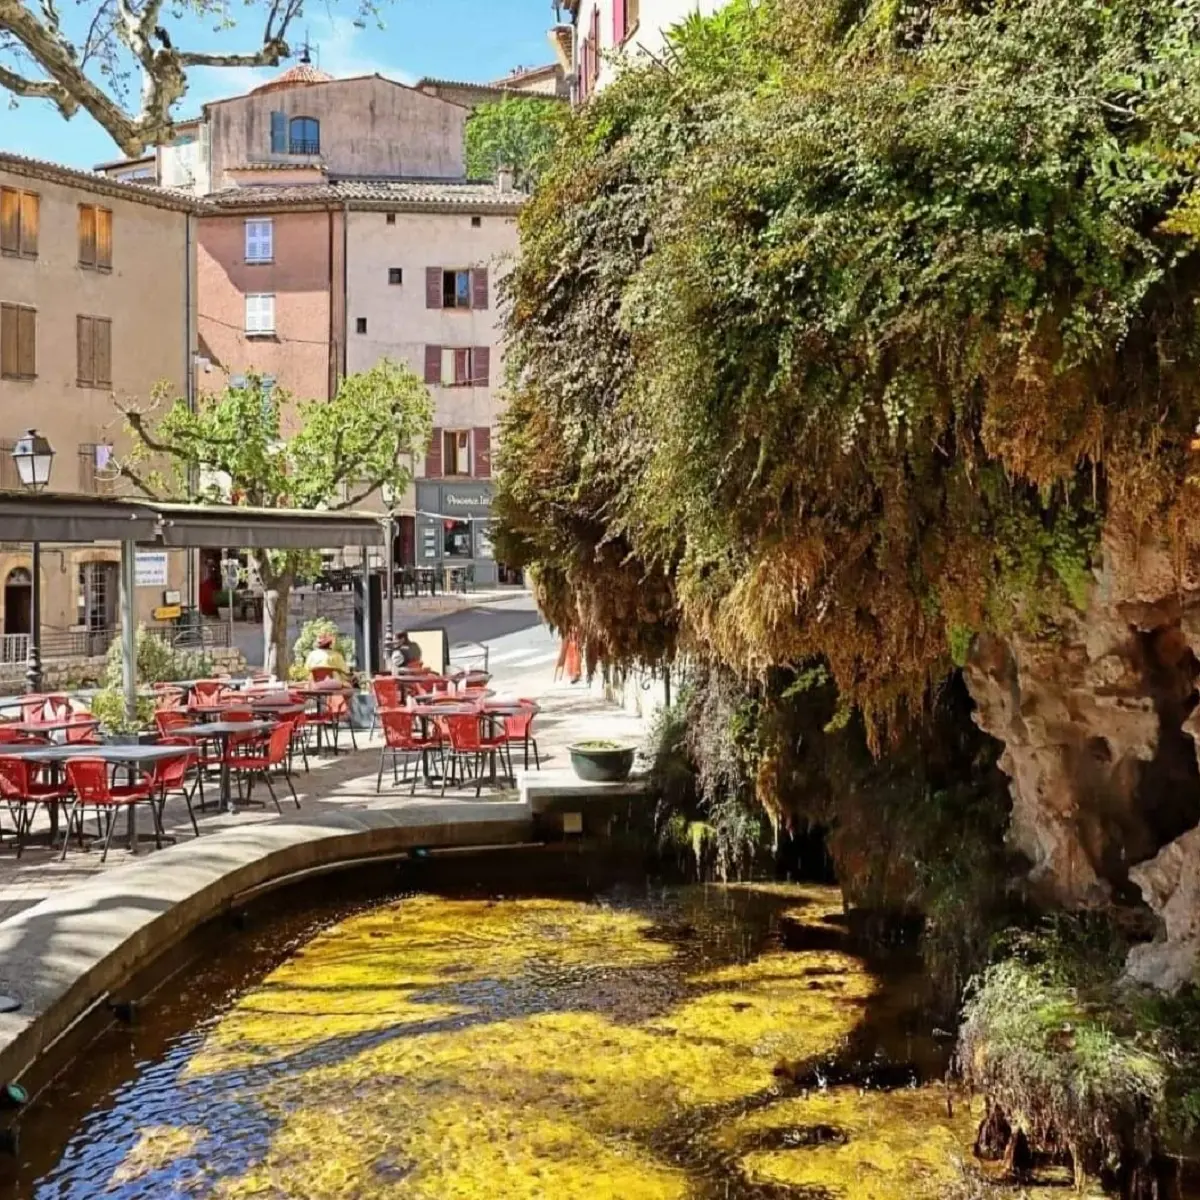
[3,850,1031,1198]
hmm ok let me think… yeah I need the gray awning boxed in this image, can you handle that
[0,493,158,542]
[145,501,384,549]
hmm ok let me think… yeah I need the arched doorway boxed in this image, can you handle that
[3,568,32,637]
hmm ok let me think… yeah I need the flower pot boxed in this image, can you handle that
[568,742,636,783]
[217,606,231,621]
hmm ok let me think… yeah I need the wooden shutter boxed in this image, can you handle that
[78,205,96,267]
[95,318,112,387]
[96,208,112,269]
[77,316,95,385]
[17,307,35,379]
[424,344,441,385]
[473,427,492,478]
[0,305,16,376]
[19,192,38,258]
[614,0,626,44]
[471,267,489,310]
[425,266,443,309]
[472,346,491,387]
[0,189,17,254]
[425,425,443,478]
[270,111,287,153]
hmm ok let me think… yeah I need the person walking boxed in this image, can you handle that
[555,633,582,684]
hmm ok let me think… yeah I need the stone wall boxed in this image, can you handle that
[0,644,248,690]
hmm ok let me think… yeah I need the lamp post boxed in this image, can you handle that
[11,430,55,694]
[381,484,397,669]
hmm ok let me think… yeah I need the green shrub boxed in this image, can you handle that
[89,687,156,734]
[102,626,212,688]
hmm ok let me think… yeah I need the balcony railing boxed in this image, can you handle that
[288,139,320,155]
[1,633,29,665]
[0,622,233,676]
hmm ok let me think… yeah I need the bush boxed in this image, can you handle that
[102,626,212,688]
[291,618,355,676]
[89,687,156,735]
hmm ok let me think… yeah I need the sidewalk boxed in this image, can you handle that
[0,666,649,925]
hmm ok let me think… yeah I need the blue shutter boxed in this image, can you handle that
[270,111,286,153]
[230,374,247,388]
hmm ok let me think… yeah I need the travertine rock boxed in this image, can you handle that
[1126,825,1200,991]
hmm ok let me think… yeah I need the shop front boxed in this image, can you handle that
[414,482,498,586]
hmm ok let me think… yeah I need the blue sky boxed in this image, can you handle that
[1,0,557,169]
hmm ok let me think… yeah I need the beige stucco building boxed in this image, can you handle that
[0,152,196,663]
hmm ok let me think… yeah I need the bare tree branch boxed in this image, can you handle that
[0,55,76,115]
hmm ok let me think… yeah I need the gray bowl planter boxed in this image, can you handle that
[568,742,637,784]
[101,731,159,746]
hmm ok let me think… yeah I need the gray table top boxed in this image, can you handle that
[171,720,276,737]
[0,743,188,763]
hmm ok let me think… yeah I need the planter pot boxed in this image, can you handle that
[101,731,158,746]
[217,607,232,621]
[568,743,636,784]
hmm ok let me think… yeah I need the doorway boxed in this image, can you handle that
[3,567,32,664]
[79,562,118,654]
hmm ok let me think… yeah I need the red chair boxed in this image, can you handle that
[192,680,225,704]
[61,758,161,862]
[147,738,203,837]
[155,709,191,737]
[225,722,298,812]
[307,691,356,754]
[0,726,42,745]
[64,716,100,745]
[153,686,186,711]
[436,714,510,797]
[376,709,438,794]
[0,755,71,858]
[19,694,69,724]
[504,705,541,770]
[310,666,336,683]
[369,677,401,736]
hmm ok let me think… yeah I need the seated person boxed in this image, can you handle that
[305,632,353,683]
[391,630,423,674]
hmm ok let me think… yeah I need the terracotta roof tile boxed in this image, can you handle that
[250,62,334,94]
[202,177,524,212]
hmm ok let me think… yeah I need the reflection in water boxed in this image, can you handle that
[22,876,991,1198]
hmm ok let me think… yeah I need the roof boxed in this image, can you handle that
[490,63,561,86]
[203,177,525,215]
[92,153,156,172]
[416,74,563,100]
[0,151,199,212]
[249,62,334,94]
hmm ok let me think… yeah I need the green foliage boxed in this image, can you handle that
[465,96,567,189]
[292,618,355,674]
[102,626,212,689]
[89,688,156,735]
[496,0,1200,732]
[118,364,431,673]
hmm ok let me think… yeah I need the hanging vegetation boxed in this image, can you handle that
[495,0,1200,738]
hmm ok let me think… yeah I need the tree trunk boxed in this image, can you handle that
[260,568,293,680]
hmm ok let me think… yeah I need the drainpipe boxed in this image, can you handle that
[184,209,197,615]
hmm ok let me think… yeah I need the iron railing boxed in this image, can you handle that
[0,633,29,665]
[0,621,232,673]
[289,138,320,155]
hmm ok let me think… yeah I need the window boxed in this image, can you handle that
[444,521,472,559]
[0,188,38,259]
[356,317,368,334]
[470,216,482,228]
[245,218,273,263]
[289,116,320,155]
[245,293,276,335]
[385,213,396,226]
[426,266,488,310]
[76,315,113,388]
[78,205,113,270]
[0,304,36,380]
[388,268,403,286]
[78,443,114,494]
[443,429,472,476]
[423,345,491,387]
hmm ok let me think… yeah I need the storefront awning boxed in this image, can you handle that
[0,492,384,549]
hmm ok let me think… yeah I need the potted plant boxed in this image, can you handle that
[215,588,233,620]
[568,739,638,783]
[90,687,157,745]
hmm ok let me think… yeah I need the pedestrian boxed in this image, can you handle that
[391,630,423,674]
[305,631,353,683]
[555,633,582,685]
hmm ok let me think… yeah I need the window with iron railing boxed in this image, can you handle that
[288,116,319,155]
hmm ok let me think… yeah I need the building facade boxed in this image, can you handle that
[0,152,195,660]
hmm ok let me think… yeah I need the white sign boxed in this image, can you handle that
[134,551,168,588]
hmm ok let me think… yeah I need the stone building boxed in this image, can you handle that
[0,152,196,666]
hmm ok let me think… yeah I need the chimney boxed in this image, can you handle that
[496,166,515,194]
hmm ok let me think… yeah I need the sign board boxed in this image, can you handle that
[221,560,241,590]
[153,604,182,621]
[134,551,168,588]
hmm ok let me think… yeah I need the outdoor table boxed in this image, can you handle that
[170,720,275,813]
[0,743,189,853]
[8,717,101,744]
[412,704,517,787]
[187,701,304,721]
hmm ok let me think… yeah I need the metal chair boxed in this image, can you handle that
[505,705,542,770]
[147,739,203,837]
[225,722,299,812]
[436,713,510,797]
[61,758,161,863]
[0,754,71,858]
[376,709,437,794]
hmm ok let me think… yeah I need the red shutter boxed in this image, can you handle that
[425,266,443,309]
[473,427,492,478]
[473,346,491,387]
[471,267,489,310]
[424,344,441,385]
[426,426,443,478]
[613,0,625,44]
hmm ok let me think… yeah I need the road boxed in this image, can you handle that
[435,594,561,695]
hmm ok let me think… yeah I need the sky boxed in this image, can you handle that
[0,0,559,169]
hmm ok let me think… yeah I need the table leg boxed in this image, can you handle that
[221,736,236,814]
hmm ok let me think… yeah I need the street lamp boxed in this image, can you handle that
[381,483,397,668]
[11,430,54,693]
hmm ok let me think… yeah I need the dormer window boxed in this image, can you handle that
[289,116,319,154]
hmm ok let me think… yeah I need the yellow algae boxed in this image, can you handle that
[716,1086,978,1198]
[107,1124,206,1186]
